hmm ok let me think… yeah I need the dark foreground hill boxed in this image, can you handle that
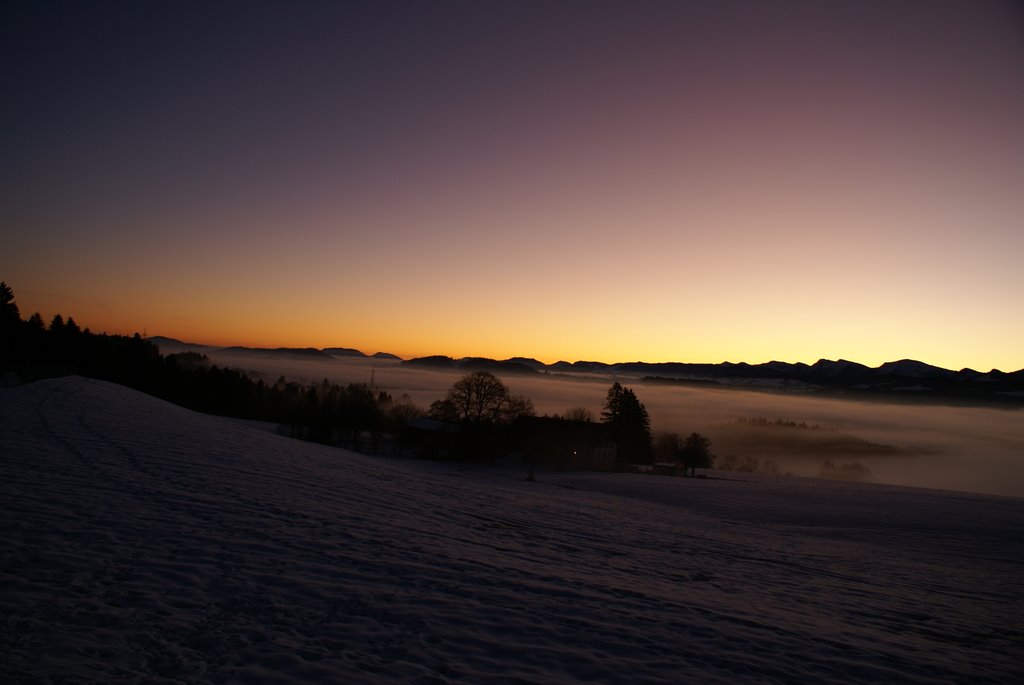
[2,376,1021,683]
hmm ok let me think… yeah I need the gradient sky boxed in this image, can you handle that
[3,1,1023,370]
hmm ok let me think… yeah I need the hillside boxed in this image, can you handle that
[1,377,1021,683]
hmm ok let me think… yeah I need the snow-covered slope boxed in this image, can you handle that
[1,377,1021,684]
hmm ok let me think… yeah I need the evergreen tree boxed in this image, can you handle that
[0,281,19,324]
[601,382,653,466]
[0,282,21,372]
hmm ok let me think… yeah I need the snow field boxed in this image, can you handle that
[1,377,1021,683]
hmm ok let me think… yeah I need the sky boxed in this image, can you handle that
[3,0,1023,371]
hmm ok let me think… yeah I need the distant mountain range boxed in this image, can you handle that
[148,337,402,361]
[400,355,1024,404]
[147,337,1023,405]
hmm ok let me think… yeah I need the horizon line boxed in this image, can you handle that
[146,335,1022,375]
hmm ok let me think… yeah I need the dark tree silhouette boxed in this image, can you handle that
[679,432,714,476]
[655,432,683,462]
[0,281,18,324]
[601,382,653,466]
[380,393,423,434]
[563,406,594,422]
[432,370,534,425]
[0,282,21,373]
[336,383,382,447]
[426,371,535,463]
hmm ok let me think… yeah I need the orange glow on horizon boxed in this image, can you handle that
[12,284,1022,373]
[4,2,1023,375]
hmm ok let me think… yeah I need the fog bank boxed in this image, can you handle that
[200,351,1024,498]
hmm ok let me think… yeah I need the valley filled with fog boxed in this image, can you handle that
[191,348,1024,499]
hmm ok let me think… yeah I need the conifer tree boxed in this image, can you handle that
[601,382,653,466]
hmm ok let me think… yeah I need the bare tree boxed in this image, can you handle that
[433,371,534,424]
[655,432,682,462]
[679,432,714,476]
[563,406,594,422]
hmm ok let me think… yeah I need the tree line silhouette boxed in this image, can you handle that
[0,281,402,445]
[2,281,714,473]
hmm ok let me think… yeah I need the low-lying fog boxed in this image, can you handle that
[201,350,1024,499]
